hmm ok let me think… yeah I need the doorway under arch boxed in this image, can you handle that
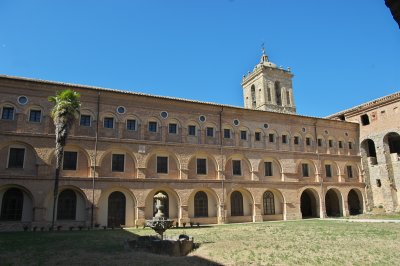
[300,189,319,218]
[107,191,126,227]
[348,189,362,215]
[325,189,342,217]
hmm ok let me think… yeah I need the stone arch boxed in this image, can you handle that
[49,144,91,177]
[0,184,34,222]
[145,149,180,179]
[188,188,220,223]
[383,132,400,155]
[348,188,364,215]
[258,156,282,181]
[361,139,377,165]
[325,188,343,217]
[300,188,320,218]
[97,147,137,178]
[224,154,252,180]
[144,187,180,220]
[187,153,218,179]
[56,186,88,222]
[261,189,285,219]
[297,159,317,179]
[227,188,254,220]
[0,141,40,174]
[97,186,137,227]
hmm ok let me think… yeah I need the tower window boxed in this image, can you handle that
[251,85,256,108]
[275,81,282,106]
[267,88,271,102]
[286,91,291,105]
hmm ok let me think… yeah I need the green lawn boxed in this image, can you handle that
[1,220,400,265]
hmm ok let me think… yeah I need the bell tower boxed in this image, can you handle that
[241,48,296,114]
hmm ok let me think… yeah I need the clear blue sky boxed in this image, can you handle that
[1,0,399,117]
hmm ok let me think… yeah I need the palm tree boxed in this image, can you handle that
[48,89,81,228]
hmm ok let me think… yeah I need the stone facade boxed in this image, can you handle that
[328,92,400,212]
[0,56,365,230]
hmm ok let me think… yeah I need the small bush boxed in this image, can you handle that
[190,222,194,227]
[183,222,186,228]
[69,226,74,231]
[196,222,200,227]
[175,221,179,228]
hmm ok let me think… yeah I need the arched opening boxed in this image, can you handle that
[194,191,208,217]
[0,188,23,221]
[57,189,77,220]
[231,191,244,216]
[300,189,319,218]
[153,191,169,218]
[274,81,282,106]
[361,139,377,165]
[263,191,275,215]
[251,85,256,108]
[386,132,400,155]
[348,189,362,215]
[107,191,126,227]
[325,189,342,217]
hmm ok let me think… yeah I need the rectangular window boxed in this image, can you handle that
[224,129,231,139]
[1,107,14,120]
[255,132,261,141]
[206,127,214,137]
[318,138,322,147]
[188,125,196,136]
[104,117,114,129]
[8,148,25,168]
[302,163,309,177]
[126,119,136,131]
[157,156,168,174]
[148,121,157,132]
[329,139,333,148]
[347,165,353,178]
[29,110,41,122]
[63,151,78,170]
[339,141,343,149]
[232,160,242,176]
[294,136,299,145]
[306,137,311,146]
[325,164,332,178]
[348,142,353,149]
[376,179,381,187]
[196,158,207,175]
[80,115,91,127]
[169,123,177,134]
[112,154,124,172]
[282,135,287,144]
[269,133,275,143]
[240,130,247,140]
[264,162,273,176]
[286,91,291,105]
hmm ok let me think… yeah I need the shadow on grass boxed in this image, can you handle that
[0,228,222,266]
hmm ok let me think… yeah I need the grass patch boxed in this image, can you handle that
[346,213,400,220]
[1,220,400,265]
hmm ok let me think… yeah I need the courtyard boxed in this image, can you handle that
[1,218,400,265]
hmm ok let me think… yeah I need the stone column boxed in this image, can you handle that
[135,206,146,227]
[253,203,263,222]
[180,205,190,225]
[217,204,226,224]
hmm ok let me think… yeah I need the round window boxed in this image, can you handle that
[325,130,329,135]
[160,111,168,119]
[117,106,126,114]
[233,119,240,126]
[199,115,206,122]
[302,127,306,133]
[345,132,349,136]
[18,96,28,105]
[263,123,269,129]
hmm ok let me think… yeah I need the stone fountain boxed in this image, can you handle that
[127,192,195,256]
[146,192,174,239]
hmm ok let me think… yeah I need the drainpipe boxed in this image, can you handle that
[91,92,100,227]
[219,107,225,223]
[314,119,323,218]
